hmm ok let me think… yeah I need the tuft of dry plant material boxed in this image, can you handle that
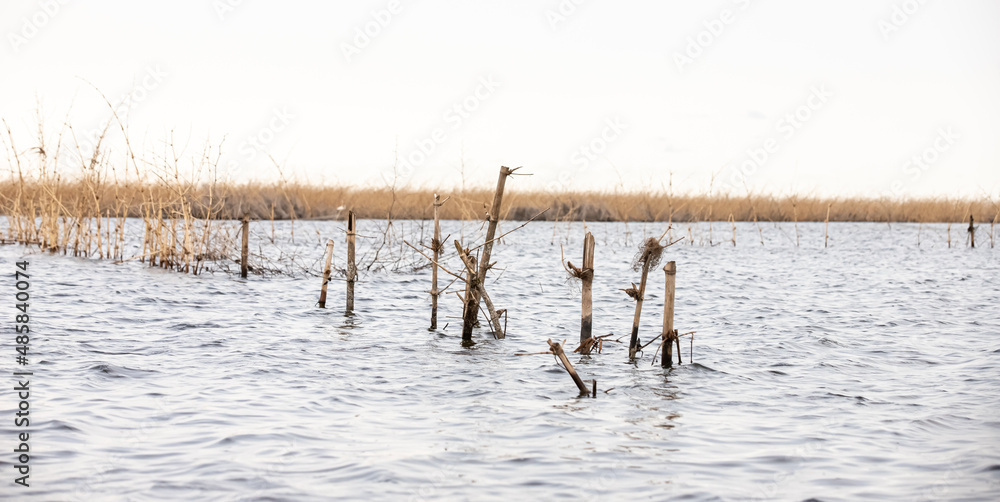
[631,237,665,271]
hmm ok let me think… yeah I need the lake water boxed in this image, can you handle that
[1,220,998,501]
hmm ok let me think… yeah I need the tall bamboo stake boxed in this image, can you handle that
[240,215,249,278]
[580,232,595,345]
[347,211,357,312]
[661,261,676,368]
[628,259,652,360]
[825,204,831,248]
[473,166,516,317]
[430,194,442,330]
[318,239,334,308]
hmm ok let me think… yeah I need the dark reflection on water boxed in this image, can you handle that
[1,220,998,500]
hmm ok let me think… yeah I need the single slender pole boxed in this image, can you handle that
[825,204,831,248]
[628,260,652,360]
[240,215,249,278]
[430,194,442,330]
[969,215,975,248]
[346,211,356,312]
[318,239,334,308]
[547,339,591,396]
[580,232,595,345]
[661,261,676,368]
[478,166,513,286]
[991,215,996,248]
[471,166,515,322]
[675,329,682,364]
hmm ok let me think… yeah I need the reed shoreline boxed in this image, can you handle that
[2,180,996,223]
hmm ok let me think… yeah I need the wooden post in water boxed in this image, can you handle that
[240,215,249,278]
[460,252,478,342]
[969,215,975,248]
[455,242,504,338]
[628,260,652,360]
[472,166,517,326]
[547,339,591,396]
[346,211,357,312]
[991,214,996,248]
[580,232,595,346]
[478,167,514,284]
[430,194,443,330]
[675,329,682,364]
[661,261,676,368]
[318,239,334,308]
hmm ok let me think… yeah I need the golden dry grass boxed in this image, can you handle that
[2,179,998,224]
[4,114,995,276]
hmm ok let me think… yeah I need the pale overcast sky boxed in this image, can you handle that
[2,0,999,198]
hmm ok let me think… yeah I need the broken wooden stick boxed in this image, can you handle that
[547,338,592,396]
[455,241,504,339]
[574,333,618,354]
[459,251,477,342]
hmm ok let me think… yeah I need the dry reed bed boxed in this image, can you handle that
[2,180,998,224]
[2,113,996,279]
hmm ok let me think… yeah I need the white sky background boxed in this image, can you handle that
[2,0,999,198]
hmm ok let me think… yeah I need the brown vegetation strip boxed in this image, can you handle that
[1,180,996,223]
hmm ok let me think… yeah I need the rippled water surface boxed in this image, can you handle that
[1,220,999,501]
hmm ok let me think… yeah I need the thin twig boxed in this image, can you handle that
[466,207,549,254]
[403,239,466,282]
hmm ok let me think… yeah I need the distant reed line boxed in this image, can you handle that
[1,180,997,224]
